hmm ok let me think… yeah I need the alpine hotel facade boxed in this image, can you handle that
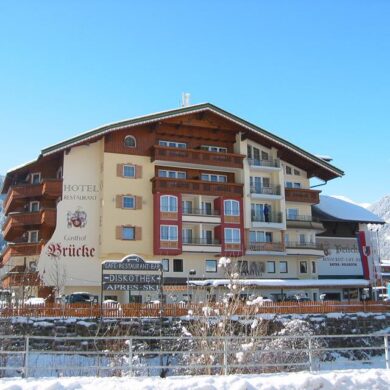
[0,103,348,303]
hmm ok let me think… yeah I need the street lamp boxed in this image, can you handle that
[187,269,196,303]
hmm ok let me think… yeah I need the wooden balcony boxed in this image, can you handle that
[151,145,244,169]
[3,179,62,214]
[151,177,243,197]
[247,242,285,252]
[1,241,44,266]
[2,266,40,288]
[3,209,56,241]
[285,188,320,204]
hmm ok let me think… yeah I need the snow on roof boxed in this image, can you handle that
[188,278,370,288]
[313,195,385,224]
[6,158,37,174]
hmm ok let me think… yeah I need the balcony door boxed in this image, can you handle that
[202,230,213,245]
[201,201,212,215]
[182,228,193,244]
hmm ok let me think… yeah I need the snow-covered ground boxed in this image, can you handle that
[1,369,390,389]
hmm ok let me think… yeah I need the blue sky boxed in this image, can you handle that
[0,1,389,204]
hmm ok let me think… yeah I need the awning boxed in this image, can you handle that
[188,278,370,289]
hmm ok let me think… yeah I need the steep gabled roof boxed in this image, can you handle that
[40,103,343,180]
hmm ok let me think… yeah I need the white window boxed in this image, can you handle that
[28,230,39,243]
[287,208,299,220]
[200,173,227,182]
[280,261,288,273]
[122,227,135,240]
[224,200,240,216]
[162,259,169,272]
[31,172,41,184]
[300,261,308,274]
[224,228,241,244]
[158,170,186,179]
[284,233,289,244]
[293,182,301,188]
[205,260,217,273]
[124,135,136,148]
[160,195,178,212]
[201,145,227,153]
[293,169,300,176]
[56,167,63,179]
[122,196,135,209]
[285,166,292,175]
[299,234,306,244]
[312,261,317,274]
[160,225,178,241]
[159,140,187,148]
[249,231,272,243]
[267,261,275,273]
[123,165,135,178]
[285,181,293,188]
[261,151,269,161]
[29,201,40,212]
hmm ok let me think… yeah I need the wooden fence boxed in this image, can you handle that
[0,300,389,318]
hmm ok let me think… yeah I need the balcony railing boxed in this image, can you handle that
[182,208,220,216]
[1,241,45,266]
[286,215,320,222]
[152,145,244,169]
[248,242,285,252]
[248,158,280,168]
[1,267,40,287]
[251,212,283,223]
[285,188,320,204]
[183,238,221,245]
[3,209,56,240]
[152,177,243,197]
[285,241,323,250]
[250,185,281,196]
[3,179,62,214]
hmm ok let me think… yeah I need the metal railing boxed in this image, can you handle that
[182,237,221,245]
[0,333,388,378]
[251,212,283,223]
[250,185,281,195]
[286,215,320,222]
[285,241,323,250]
[248,158,280,168]
[182,208,220,216]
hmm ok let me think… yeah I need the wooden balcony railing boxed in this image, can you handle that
[3,208,56,240]
[151,177,243,197]
[3,179,62,214]
[285,188,321,204]
[2,269,40,288]
[151,145,245,169]
[1,241,45,266]
[247,242,285,252]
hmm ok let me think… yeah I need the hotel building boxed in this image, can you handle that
[0,103,347,303]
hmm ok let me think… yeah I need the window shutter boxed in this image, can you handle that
[135,196,142,209]
[135,165,142,178]
[116,195,122,208]
[116,164,123,177]
[116,226,122,240]
[135,226,142,240]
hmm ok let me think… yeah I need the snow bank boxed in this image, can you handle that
[1,370,390,390]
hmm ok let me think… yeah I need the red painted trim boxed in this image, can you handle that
[357,231,370,280]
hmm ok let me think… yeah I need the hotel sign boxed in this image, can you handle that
[102,255,162,292]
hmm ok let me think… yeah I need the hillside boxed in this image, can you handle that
[369,195,390,260]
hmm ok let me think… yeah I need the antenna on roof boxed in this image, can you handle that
[181,92,191,107]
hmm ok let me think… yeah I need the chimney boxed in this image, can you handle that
[181,92,191,107]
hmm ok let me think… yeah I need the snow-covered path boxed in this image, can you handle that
[1,369,390,390]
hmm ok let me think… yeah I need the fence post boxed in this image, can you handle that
[385,335,389,369]
[223,337,228,375]
[128,338,133,376]
[308,336,313,372]
[24,336,29,378]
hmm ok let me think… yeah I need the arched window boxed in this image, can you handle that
[124,135,136,148]
[160,195,178,212]
[224,199,240,216]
